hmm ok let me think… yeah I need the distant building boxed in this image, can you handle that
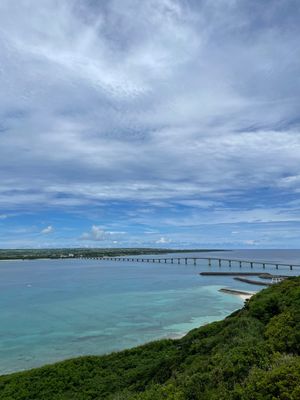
[271,277,285,284]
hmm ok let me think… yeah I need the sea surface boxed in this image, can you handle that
[0,249,299,374]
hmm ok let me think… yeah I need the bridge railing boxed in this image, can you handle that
[80,256,300,271]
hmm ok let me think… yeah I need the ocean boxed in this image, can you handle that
[0,249,299,374]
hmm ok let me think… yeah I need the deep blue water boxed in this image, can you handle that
[0,249,299,374]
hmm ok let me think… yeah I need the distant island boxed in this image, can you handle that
[0,248,222,261]
[0,277,299,399]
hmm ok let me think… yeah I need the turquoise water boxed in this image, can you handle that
[0,250,299,374]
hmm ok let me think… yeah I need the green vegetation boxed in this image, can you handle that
[0,248,219,261]
[1,278,299,399]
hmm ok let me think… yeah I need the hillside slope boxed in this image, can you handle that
[0,278,299,400]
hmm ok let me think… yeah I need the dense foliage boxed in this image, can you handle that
[0,278,299,399]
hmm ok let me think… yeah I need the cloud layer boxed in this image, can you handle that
[1,0,300,247]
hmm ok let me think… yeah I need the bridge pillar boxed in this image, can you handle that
[208,258,211,267]
[171,258,173,264]
[263,263,265,269]
[218,259,221,267]
[239,261,242,268]
[178,258,180,264]
[250,262,253,269]
[276,264,278,269]
[194,258,196,266]
[290,265,293,270]
[185,258,187,265]
[229,260,231,267]
[158,259,161,263]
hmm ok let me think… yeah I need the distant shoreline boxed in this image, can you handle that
[0,248,224,262]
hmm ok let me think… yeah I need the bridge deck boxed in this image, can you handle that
[87,256,300,270]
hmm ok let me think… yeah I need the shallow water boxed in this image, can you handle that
[0,249,299,374]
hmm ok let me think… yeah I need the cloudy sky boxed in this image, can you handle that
[1,0,300,248]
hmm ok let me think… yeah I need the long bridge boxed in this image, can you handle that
[81,256,300,270]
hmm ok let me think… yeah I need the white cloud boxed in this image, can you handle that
[155,237,171,244]
[41,225,53,234]
[243,240,258,246]
[81,225,125,242]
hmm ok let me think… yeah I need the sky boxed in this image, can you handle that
[0,0,300,249]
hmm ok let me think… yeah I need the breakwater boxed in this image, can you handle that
[219,288,254,296]
[233,277,272,286]
[200,272,270,276]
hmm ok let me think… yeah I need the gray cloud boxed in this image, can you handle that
[0,0,300,228]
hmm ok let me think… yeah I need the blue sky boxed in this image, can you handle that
[1,0,300,249]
